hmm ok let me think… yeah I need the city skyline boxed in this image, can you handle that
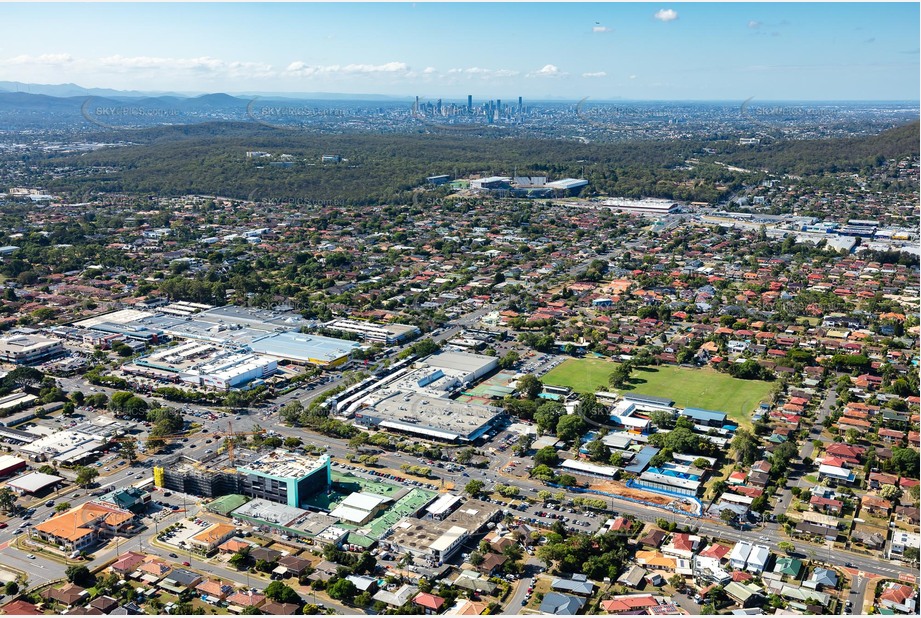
[0,2,918,101]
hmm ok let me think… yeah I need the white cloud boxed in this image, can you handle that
[654,9,679,22]
[1,53,275,80]
[592,25,612,33]
[422,66,437,74]
[530,64,565,78]
[748,20,762,29]
[285,61,410,78]
[582,71,607,78]
[446,67,520,79]
[2,53,74,66]
[629,74,637,80]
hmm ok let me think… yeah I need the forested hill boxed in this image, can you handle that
[33,120,920,206]
[725,122,920,174]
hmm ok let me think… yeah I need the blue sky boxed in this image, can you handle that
[1,3,918,100]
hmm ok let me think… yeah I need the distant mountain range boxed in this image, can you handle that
[0,80,409,101]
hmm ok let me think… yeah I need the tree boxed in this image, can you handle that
[464,480,485,496]
[513,434,534,456]
[503,544,524,562]
[0,488,17,514]
[778,541,795,554]
[229,548,251,570]
[121,439,137,463]
[555,414,586,443]
[608,365,631,389]
[889,448,920,477]
[327,578,357,603]
[468,551,484,566]
[720,509,738,525]
[517,374,542,400]
[878,484,902,501]
[533,446,560,468]
[65,565,93,587]
[730,428,760,466]
[75,466,99,488]
[530,464,555,482]
[534,401,564,434]
[355,591,372,608]
[3,581,17,596]
[577,393,608,423]
[649,409,675,430]
[669,574,685,589]
[55,502,71,512]
[586,438,610,463]
[497,351,520,370]
[264,581,301,605]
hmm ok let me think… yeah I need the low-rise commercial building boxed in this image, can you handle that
[0,334,64,364]
[32,502,136,551]
[390,499,500,563]
[325,319,420,344]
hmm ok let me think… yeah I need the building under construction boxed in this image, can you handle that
[153,449,331,508]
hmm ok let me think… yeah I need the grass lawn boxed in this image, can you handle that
[541,357,618,394]
[542,359,775,429]
[617,365,775,428]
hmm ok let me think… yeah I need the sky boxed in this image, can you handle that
[1,2,918,101]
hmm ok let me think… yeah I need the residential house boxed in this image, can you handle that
[1,599,42,615]
[276,554,311,578]
[889,531,921,560]
[661,533,701,560]
[600,595,660,614]
[635,550,676,572]
[539,592,586,615]
[195,580,234,603]
[477,553,507,576]
[878,582,918,614]
[772,557,802,579]
[551,575,595,596]
[109,551,147,576]
[817,464,856,486]
[413,592,446,615]
[804,568,837,591]
[41,583,88,606]
[159,569,203,594]
[616,565,647,589]
[724,582,763,608]
[861,495,892,517]
[851,529,886,551]
[372,584,419,609]
[729,542,752,570]
[88,596,119,614]
[744,545,770,574]
[261,601,302,615]
[868,471,899,490]
[226,591,266,613]
[809,495,843,515]
[217,538,252,555]
[638,528,667,548]
[443,600,489,615]
[306,560,339,583]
